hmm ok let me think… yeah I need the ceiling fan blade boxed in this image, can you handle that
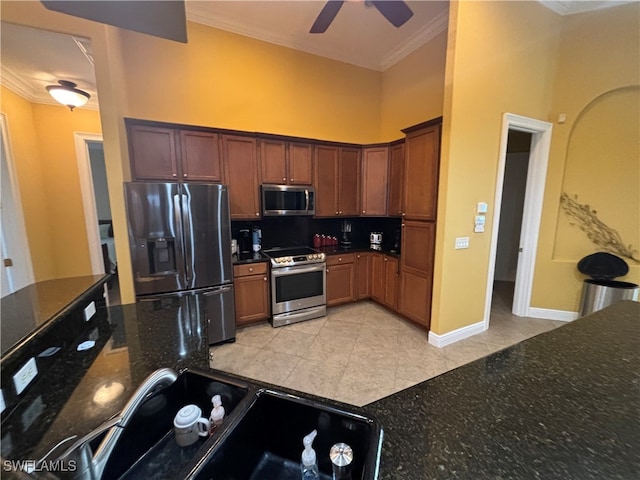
[370,1,414,28]
[310,0,345,33]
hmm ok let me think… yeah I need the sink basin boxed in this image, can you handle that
[191,389,383,480]
[101,369,250,479]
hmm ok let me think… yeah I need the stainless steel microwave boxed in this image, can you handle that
[261,185,315,216]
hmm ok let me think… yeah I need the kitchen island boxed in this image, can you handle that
[1,300,637,478]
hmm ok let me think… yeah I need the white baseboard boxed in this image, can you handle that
[527,308,578,322]
[428,321,486,348]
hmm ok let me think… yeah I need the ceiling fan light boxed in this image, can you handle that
[46,80,90,111]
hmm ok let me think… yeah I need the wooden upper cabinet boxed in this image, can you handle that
[179,130,222,181]
[222,134,260,219]
[314,145,339,217]
[402,123,441,220]
[388,142,404,217]
[338,147,360,216]
[288,143,313,185]
[315,146,360,217]
[259,139,287,184]
[129,125,179,181]
[361,147,389,216]
[260,140,313,185]
[128,123,222,182]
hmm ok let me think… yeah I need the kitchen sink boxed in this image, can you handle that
[101,369,251,480]
[74,368,381,480]
[191,389,383,480]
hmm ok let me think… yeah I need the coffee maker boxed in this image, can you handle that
[340,220,352,247]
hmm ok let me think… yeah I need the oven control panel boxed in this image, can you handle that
[271,253,325,267]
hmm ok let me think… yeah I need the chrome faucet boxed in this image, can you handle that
[40,368,178,480]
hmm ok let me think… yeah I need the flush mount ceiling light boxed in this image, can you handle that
[45,80,90,111]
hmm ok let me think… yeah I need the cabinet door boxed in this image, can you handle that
[403,124,440,220]
[361,147,389,216]
[129,125,179,180]
[260,139,287,184]
[314,145,339,217]
[179,130,222,182]
[234,274,270,325]
[288,143,313,185]
[355,253,371,300]
[338,147,360,216]
[383,256,399,309]
[370,253,384,302]
[388,142,404,217]
[401,220,436,276]
[398,270,432,328]
[326,263,355,306]
[223,135,260,219]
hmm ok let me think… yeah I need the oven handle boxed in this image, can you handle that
[305,189,310,212]
[271,264,325,277]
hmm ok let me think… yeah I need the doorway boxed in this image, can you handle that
[483,113,553,328]
[1,114,34,296]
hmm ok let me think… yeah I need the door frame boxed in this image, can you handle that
[74,132,105,275]
[1,113,34,294]
[483,113,553,327]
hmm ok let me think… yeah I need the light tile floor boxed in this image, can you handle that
[209,281,566,406]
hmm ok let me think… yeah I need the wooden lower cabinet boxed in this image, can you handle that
[326,254,355,306]
[371,253,398,309]
[398,270,432,328]
[233,263,270,325]
[355,253,371,299]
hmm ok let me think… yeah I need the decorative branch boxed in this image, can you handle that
[560,193,639,263]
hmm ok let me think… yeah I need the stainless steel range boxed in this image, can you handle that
[263,247,326,327]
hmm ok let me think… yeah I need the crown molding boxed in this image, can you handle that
[379,9,448,71]
[186,3,448,72]
[1,66,35,101]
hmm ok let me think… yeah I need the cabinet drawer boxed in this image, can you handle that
[326,253,355,266]
[234,262,268,277]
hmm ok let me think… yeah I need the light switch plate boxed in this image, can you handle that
[455,237,470,249]
[84,301,96,321]
[13,357,38,395]
[477,202,488,213]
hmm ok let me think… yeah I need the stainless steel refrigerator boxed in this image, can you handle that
[124,182,235,345]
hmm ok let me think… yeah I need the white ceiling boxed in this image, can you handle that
[1,0,635,109]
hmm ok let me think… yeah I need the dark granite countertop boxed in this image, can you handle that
[232,252,269,265]
[367,300,640,479]
[2,299,638,479]
[317,244,400,258]
[0,275,109,357]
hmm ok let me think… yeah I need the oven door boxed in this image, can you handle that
[271,263,326,315]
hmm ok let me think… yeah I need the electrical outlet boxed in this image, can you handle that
[0,389,5,414]
[455,237,469,249]
[13,357,38,395]
[84,301,96,321]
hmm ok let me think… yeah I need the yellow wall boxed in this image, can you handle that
[532,3,640,310]
[118,21,382,144]
[380,30,447,141]
[431,0,562,334]
[0,86,102,280]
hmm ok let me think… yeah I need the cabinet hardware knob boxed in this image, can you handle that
[249,267,253,272]
[290,179,293,182]
[384,258,387,262]
[402,224,405,227]
[402,213,405,216]
[338,257,342,261]
[264,277,267,281]
[326,268,329,272]
[256,212,259,216]
[172,174,177,177]
[336,212,339,215]
[183,174,188,178]
[362,210,366,214]
[283,177,286,182]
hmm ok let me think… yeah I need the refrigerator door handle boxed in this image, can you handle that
[173,193,187,288]
[181,192,195,287]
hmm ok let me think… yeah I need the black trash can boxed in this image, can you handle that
[577,252,639,316]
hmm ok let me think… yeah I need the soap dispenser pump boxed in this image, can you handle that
[301,429,319,480]
[208,395,225,435]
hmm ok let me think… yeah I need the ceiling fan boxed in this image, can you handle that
[310,0,414,33]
